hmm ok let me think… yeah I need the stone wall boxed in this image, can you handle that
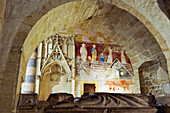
[0,1,50,112]
[139,60,169,97]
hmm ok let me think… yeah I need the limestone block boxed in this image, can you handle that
[132,29,147,41]
[113,10,128,25]
[12,31,29,47]
[150,71,157,77]
[149,52,165,61]
[28,11,44,23]
[153,79,162,84]
[157,67,169,81]
[149,45,162,56]
[143,71,150,78]
[154,90,164,96]
[5,63,19,74]
[130,56,140,64]
[150,64,159,71]
[139,51,151,60]
[145,80,152,86]
[43,1,52,11]
[126,48,140,58]
[132,61,144,70]
[128,17,139,27]
[24,16,39,26]
[163,83,170,94]
[6,0,49,18]
[7,53,20,64]
[143,38,158,50]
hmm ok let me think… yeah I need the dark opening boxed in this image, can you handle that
[84,84,96,94]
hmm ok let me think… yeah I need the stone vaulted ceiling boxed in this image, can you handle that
[0,0,169,112]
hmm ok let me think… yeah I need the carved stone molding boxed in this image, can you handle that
[18,94,38,110]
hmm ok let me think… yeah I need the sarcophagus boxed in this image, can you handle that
[18,93,158,113]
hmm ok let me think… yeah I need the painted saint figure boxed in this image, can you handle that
[80,43,87,62]
[100,53,105,62]
[107,47,112,63]
[91,44,97,62]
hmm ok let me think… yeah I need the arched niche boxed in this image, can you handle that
[139,60,169,97]
[39,61,70,101]
[12,0,169,111]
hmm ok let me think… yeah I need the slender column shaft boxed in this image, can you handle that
[21,49,37,94]
[35,43,42,94]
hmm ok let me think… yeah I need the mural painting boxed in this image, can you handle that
[104,80,134,91]
[76,42,134,93]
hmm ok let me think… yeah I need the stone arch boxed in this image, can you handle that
[12,0,169,82]
[9,0,169,111]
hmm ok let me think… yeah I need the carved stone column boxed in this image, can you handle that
[21,49,37,94]
[48,37,53,57]
[35,43,42,94]
[71,36,76,97]
[42,39,48,66]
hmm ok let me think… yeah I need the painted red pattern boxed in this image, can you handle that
[104,80,134,91]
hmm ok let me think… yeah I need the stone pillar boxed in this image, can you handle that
[0,0,6,50]
[21,49,37,94]
[76,80,81,97]
[35,43,42,94]
[71,37,76,97]
[42,39,48,66]
[63,40,67,57]
[44,39,48,59]
[48,37,53,57]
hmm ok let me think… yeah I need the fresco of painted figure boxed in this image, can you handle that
[107,46,112,63]
[80,43,87,62]
[91,44,97,62]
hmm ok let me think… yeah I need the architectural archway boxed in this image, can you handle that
[16,0,170,83]
[15,0,169,110]
[0,0,169,112]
